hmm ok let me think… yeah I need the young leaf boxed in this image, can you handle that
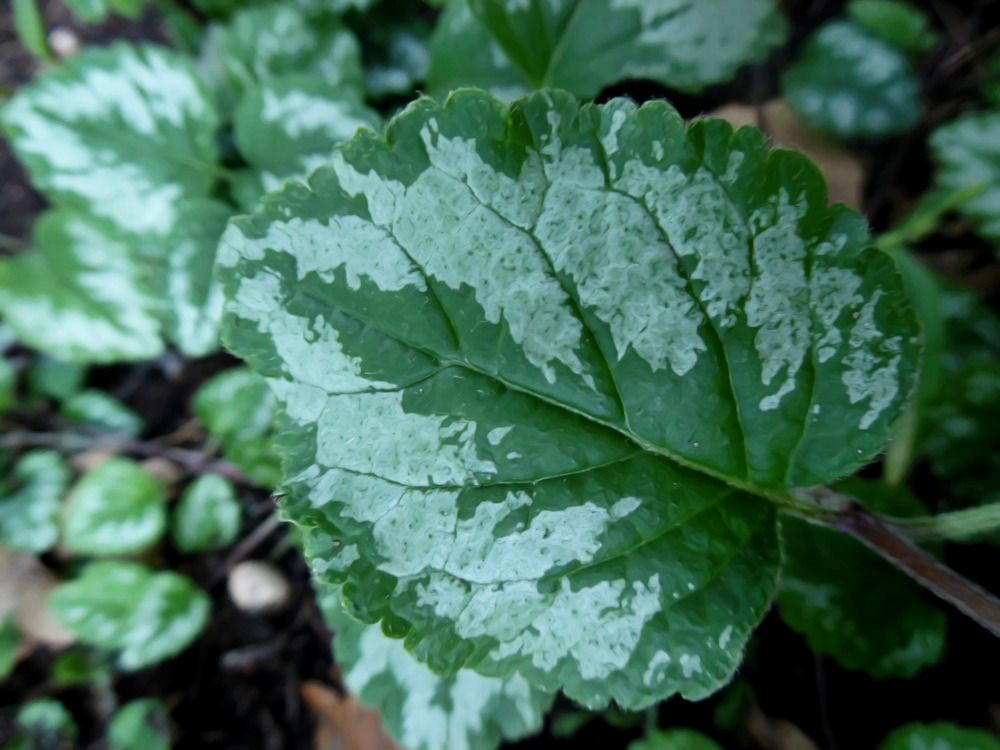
[0,450,72,553]
[930,110,1000,248]
[318,582,553,750]
[62,458,168,555]
[847,0,937,52]
[1,43,220,237]
[62,389,144,436]
[49,561,211,670]
[232,77,381,205]
[879,723,1000,750]
[778,479,946,678]
[783,20,921,140]
[172,474,242,553]
[218,90,920,708]
[108,699,172,750]
[630,729,724,750]
[7,699,78,749]
[428,0,786,99]
[12,0,52,60]
[193,367,283,488]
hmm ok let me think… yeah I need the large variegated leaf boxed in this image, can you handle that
[317,582,553,750]
[427,0,786,99]
[218,90,920,708]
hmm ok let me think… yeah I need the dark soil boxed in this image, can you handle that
[1,1,999,748]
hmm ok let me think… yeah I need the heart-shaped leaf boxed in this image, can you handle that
[218,90,920,708]
[0,451,71,553]
[428,0,786,99]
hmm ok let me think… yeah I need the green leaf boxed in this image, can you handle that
[318,582,553,750]
[232,77,381,204]
[783,20,921,140]
[201,4,364,110]
[49,561,211,670]
[359,9,432,99]
[428,0,786,99]
[172,474,242,552]
[8,699,78,749]
[50,648,112,686]
[63,0,146,22]
[778,478,947,678]
[0,450,72,553]
[1,43,219,236]
[193,367,283,488]
[930,110,1000,248]
[28,358,87,401]
[0,356,15,415]
[984,51,1000,105]
[630,729,724,750]
[63,389,144,436]
[0,212,165,363]
[108,699,172,750]
[218,90,920,708]
[847,0,937,52]
[62,458,168,555]
[0,613,21,679]
[879,723,1000,750]
[12,0,51,60]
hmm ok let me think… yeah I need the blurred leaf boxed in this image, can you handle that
[108,699,172,750]
[12,0,52,60]
[62,458,167,555]
[359,7,432,98]
[879,722,1000,749]
[0,450,72,553]
[62,390,143,436]
[50,648,112,686]
[0,612,21,679]
[630,729,724,750]
[28,358,87,401]
[49,561,211,670]
[172,474,241,552]
[783,20,920,140]
[930,109,1000,249]
[193,367,282,488]
[877,184,989,253]
[63,0,146,22]
[778,478,947,678]
[7,699,78,750]
[847,0,937,52]
[428,0,786,99]
[0,356,15,415]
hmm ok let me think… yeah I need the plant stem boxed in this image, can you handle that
[825,500,1000,638]
[0,428,248,485]
[885,502,1000,542]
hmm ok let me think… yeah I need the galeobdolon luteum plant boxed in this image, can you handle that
[217,86,932,711]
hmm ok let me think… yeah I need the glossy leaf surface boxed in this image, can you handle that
[219,90,919,707]
[427,0,786,99]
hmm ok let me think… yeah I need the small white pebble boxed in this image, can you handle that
[48,27,81,59]
[228,561,290,615]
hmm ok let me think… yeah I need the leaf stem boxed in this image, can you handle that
[823,500,1000,638]
[884,502,1000,542]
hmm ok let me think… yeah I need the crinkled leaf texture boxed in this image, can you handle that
[318,582,553,750]
[778,479,946,678]
[0,45,230,361]
[218,90,920,709]
[783,20,921,140]
[930,110,1000,248]
[428,0,786,100]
